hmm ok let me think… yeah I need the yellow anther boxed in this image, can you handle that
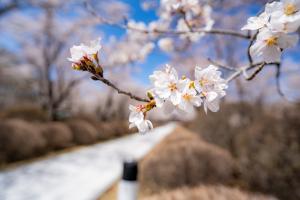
[182,93,192,101]
[168,83,177,91]
[72,64,81,70]
[189,81,195,89]
[265,36,278,46]
[199,79,209,87]
[284,3,297,15]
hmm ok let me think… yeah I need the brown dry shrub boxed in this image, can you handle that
[92,120,134,140]
[185,102,300,200]
[142,185,277,200]
[1,105,48,122]
[185,102,263,153]
[233,112,300,200]
[139,126,238,195]
[0,119,46,162]
[40,122,74,150]
[67,120,98,145]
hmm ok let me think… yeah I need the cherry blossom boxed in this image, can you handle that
[158,37,174,52]
[194,65,228,113]
[250,28,299,63]
[68,38,102,73]
[149,65,187,106]
[241,12,270,31]
[266,0,300,33]
[177,80,202,113]
[128,104,153,134]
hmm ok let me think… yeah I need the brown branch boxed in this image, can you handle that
[226,62,279,83]
[53,76,87,109]
[92,74,150,103]
[0,0,19,16]
[275,63,285,97]
[207,58,236,71]
[247,31,258,65]
[246,62,265,80]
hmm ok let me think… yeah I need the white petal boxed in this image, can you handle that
[278,34,299,49]
[206,92,218,102]
[207,99,220,112]
[263,46,282,63]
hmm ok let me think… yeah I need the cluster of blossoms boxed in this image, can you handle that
[156,0,214,50]
[68,38,103,76]
[68,0,300,135]
[129,64,227,133]
[129,0,214,53]
[242,0,300,63]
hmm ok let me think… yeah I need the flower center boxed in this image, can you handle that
[183,93,192,101]
[136,105,144,112]
[284,3,297,15]
[168,83,177,91]
[189,81,195,89]
[199,79,209,87]
[265,36,278,46]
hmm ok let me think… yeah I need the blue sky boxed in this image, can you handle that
[1,0,299,87]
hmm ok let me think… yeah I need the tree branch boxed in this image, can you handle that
[84,1,250,40]
[207,58,236,71]
[92,74,150,103]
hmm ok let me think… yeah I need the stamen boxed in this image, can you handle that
[183,93,192,101]
[265,36,278,46]
[284,3,297,15]
[168,83,177,91]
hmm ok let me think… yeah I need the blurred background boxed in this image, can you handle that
[0,0,300,200]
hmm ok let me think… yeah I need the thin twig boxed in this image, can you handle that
[92,74,150,103]
[247,31,258,66]
[207,58,236,71]
[246,62,265,80]
[275,63,285,97]
[226,62,279,83]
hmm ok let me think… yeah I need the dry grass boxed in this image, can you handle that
[185,102,300,200]
[139,126,238,195]
[142,185,277,200]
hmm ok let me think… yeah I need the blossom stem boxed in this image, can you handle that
[92,74,150,103]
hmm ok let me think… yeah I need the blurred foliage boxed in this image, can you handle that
[0,104,49,122]
[66,119,99,145]
[140,126,238,195]
[185,102,300,200]
[0,116,135,166]
[40,122,74,150]
[142,185,276,200]
[0,119,46,163]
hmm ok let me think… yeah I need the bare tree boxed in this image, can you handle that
[2,1,98,120]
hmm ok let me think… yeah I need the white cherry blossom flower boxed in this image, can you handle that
[265,0,300,33]
[130,119,153,134]
[129,104,144,124]
[128,104,153,134]
[194,65,227,113]
[250,28,299,63]
[242,12,270,31]
[176,5,214,42]
[161,0,199,13]
[158,37,174,52]
[150,65,186,106]
[68,38,101,63]
[177,80,202,113]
